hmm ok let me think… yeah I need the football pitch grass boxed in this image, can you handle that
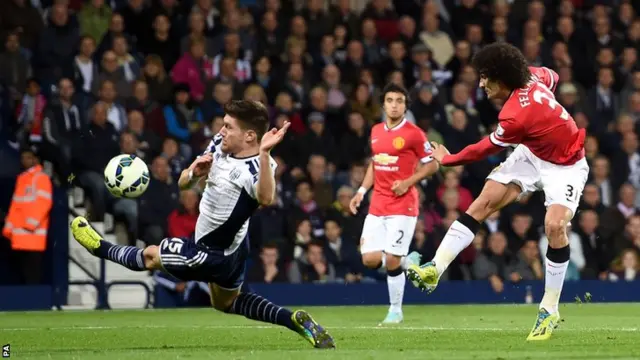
[2,304,640,359]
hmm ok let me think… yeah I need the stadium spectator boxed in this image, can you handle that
[288,240,336,283]
[167,189,199,239]
[138,156,179,246]
[472,231,515,293]
[247,243,288,283]
[321,219,363,282]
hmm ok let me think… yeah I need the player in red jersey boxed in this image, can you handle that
[349,83,439,324]
[407,43,588,340]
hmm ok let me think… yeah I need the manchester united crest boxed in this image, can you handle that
[392,137,405,149]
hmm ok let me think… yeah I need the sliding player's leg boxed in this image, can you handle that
[360,215,421,324]
[157,235,335,349]
[70,216,159,271]
[407,180,521,292]
[209,283,335,348]
[527,159,588,341]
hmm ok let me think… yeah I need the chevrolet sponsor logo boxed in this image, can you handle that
[372,153,399,165]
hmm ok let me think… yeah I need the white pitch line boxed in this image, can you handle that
[0,325,637,332]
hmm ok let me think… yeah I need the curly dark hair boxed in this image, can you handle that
[471,42,531,90]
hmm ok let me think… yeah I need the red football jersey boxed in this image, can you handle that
[369,119,433,217]
[490,66,585,165]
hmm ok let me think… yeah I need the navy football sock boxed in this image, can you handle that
[228,292,297,331]
[95,240,145,271]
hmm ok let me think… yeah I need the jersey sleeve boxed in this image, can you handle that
[201,133,223,156]
[489,118,525,147]
[244,156,278,199]
[413,129,434,163]
[530,66,559,93]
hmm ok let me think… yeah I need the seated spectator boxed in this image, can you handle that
[35,3,80,89]
[247,243,288,283]
[202,80,234,121]
[167,189,199,239]
[436,170,473,212]
[306,154,334,210]
[112,34,140,83]
[171,38,213,102]
[160,138,187,182]
[163,83,204,160]
[608,249,640,282]
[291,218,315,260]
[93,50,131,100]
[125,110,161,161]
[74,102,119,221]
[41,78,83,181]
[141,55,173,104]
[511,240,544,281]
[472,232,516,293]
[126,80,165,137]
[138,156,180,246]
[96,80,127,132]
[291,180,324,238]
[15,78,47,147]
[288,241,336,283]
[322,219,364,283]
[78,0,111,44]
[72,36,99,106]
[0,32,31,100]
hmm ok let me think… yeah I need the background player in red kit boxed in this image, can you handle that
[349,84,439,324]
[407,43,588,341]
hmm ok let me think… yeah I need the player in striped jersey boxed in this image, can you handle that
[70,100,335,348]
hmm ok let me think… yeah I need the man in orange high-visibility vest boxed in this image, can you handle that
[2,148,52,284]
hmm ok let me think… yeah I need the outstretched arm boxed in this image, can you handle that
[439,137,504,167]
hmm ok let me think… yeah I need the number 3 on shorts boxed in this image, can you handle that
[565,184,578,203]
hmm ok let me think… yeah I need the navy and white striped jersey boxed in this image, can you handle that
[195,134,277,255]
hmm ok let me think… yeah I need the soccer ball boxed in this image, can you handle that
[104,154,150,198]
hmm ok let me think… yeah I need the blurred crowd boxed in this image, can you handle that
[2,0,640,291]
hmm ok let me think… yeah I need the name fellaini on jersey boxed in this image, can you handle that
[196,133,277,256]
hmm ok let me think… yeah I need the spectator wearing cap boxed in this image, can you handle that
[410,82,445,127]
[410,43,437,87]
[557,82,585,117]
[164,83,203,160]
[419,13,454,69]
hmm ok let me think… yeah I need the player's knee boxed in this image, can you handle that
[142,246,161,270]
[385,253,401,270]
[544,218,567,241]
[466,196,496,221]
[362,252,382,269]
